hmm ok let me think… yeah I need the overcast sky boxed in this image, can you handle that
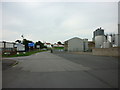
[1,1,118,43]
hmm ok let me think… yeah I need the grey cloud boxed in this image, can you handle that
[2,2,118,43]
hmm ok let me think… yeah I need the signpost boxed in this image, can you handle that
[28,43,35,51]
[28,43,35,47]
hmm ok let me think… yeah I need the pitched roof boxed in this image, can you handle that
[66,37,82,42]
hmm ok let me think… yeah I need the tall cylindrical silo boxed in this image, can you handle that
[95,35,106,48]
[93,27,104,41]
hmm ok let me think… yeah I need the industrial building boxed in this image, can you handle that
[110,34,120,47]
[94,33,120,48]
[93,26,120,48]
[88,41,95,51]
[93,27,104,41]
[64,37,88,52]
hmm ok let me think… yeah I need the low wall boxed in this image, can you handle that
[69,52,92,55]
[92,47,120,57]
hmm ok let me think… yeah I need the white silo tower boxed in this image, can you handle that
[95,35,106,48]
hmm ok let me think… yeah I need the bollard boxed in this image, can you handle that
[51,49,53,53]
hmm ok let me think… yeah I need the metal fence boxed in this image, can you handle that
[0,41,16,55]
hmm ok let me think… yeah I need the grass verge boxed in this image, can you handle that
[2,50,47,57]
[53,47,64,49]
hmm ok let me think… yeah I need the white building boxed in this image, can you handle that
[110,34,120,47]
[15,43,25,52]
[95,34,120,48]
[44,43,52,48]
[65,37,88,52]
[53,44,64,47]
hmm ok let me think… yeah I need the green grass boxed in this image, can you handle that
[2,50,47,57]
[53,47,64,49]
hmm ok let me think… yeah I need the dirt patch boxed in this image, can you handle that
[2,59,18,70]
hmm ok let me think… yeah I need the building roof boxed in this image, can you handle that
[0,41,15,44]
[44,43,52,45]
[65,37,83,42]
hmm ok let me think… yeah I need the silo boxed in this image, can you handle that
[95,35,106,48]
[107,35,112,42]
[103,41,111,48]
[93,27,104,41]
[96,28,104,36]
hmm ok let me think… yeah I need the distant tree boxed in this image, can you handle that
[35,41,44,49]
[15,40,21,43]
[23,39,33,51]
[57,41,62,45]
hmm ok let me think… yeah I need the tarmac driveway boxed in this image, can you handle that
[2,51,119,88]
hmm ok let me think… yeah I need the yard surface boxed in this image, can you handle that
[2,50,119,88]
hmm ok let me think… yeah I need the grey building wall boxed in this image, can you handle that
[118,24,120,46]
[67,37,88,52]
[68,37,84,52]
[83,39,88,51]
